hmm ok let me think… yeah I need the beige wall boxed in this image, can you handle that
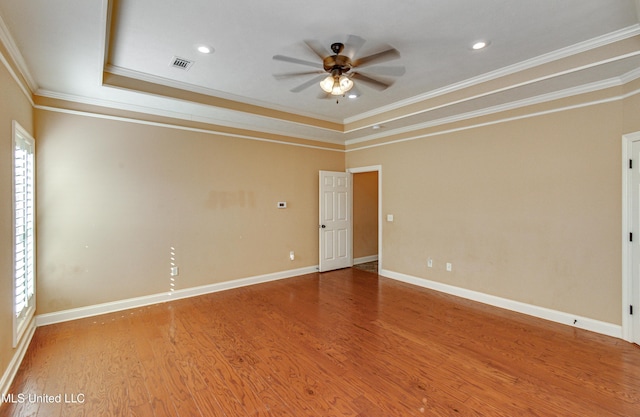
[353,171,378,259]
[623,87,640,134]
[35,110,344,314]
[24,90,640,325]
[0,60,33,384]
[347,100,630,325]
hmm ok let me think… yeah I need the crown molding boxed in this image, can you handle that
[621,65,640,84]
[0,12,38,93]
[35,103,346,153]
[35,90,346,151]
[0,49,33,107]
[104,64,342,126]
[345,76,627,148]
[36,88,346,145]
[344,24,640,127]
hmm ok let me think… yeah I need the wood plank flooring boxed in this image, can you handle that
[2,268,639,416]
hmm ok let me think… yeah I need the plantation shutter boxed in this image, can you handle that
[14,131,34,319]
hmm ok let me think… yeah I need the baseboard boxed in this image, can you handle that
[1,318,35,398]
[36,266,318,327]
[354,255,378,265]
[381,269,622,339]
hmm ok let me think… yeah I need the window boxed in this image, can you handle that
[13,121,35,347]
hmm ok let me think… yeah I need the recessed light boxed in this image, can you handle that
[197,45,213,54]
[471,41,489,50]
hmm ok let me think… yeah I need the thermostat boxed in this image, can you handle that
[277,202,287,208]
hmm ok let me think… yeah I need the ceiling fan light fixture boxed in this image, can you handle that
[320,75,335,93]
[320,74,354,95]
[339,75,353,92]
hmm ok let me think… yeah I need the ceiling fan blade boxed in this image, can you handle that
[358,65,406,77]
[352,47,400,68]
[290,74,326,93]
[304,40,331,60]
[273,70,324,80]
[351,72,392,91]
[273,54,323,69]
[345,34,366,59]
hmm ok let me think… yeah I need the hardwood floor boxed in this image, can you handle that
[352,261,378,274]
[2,268,639,416]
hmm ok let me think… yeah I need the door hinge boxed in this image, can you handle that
[631,305,634,315]
[630,159,634,169]
[630,232,633,242]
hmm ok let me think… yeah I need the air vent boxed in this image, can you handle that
[170,56,194,70]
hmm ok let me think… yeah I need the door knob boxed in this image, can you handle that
[321,225,326,228]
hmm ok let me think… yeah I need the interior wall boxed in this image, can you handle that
[623,85,640,134]
[0,60,33,383]
[346,100,629,325]
[34,109,344,314]
[353,171,378,260]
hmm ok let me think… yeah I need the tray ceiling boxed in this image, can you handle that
[0,0,639,144]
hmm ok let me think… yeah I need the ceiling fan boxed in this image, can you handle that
[273,35,405,97]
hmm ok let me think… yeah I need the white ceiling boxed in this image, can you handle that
[0,0,639,144]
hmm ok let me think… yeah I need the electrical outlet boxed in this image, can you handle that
[171,266,179,276]
[446,263,452,272]
[427,258,433,268]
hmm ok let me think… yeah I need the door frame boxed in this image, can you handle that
[347,165,382,273]
[622,131,640,343]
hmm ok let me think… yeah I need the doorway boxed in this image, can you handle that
[349,166,382,273]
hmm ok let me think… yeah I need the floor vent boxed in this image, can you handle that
[170,56,194,70]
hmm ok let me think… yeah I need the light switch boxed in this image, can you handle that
[387,214,394,222]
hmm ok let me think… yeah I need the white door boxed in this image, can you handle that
[630,140,640,344]
[319,171,353,272]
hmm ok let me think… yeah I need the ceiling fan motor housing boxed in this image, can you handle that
[322,42,351,75]
[323,54,352,74]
